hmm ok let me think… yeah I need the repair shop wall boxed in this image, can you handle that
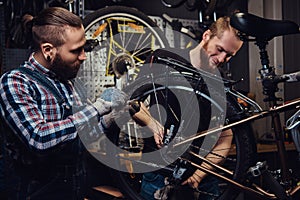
[1,0,249,92]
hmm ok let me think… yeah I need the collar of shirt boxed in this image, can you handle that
[26,53,57,79]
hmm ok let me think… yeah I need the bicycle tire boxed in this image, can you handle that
[81,6,169,100]
[112,73,257,200]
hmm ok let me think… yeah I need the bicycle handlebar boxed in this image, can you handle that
[279,71,300,82]
[270,71,300,85]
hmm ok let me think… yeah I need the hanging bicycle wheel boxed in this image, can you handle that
[111,72,257,200]
[81,6,169,101]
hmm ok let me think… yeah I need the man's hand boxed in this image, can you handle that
[93,87,129,116]
[100,87,128,110]
[181,129,233,189]
[93,98,113,116]
[131,103,165,148]
[181,169,205,189]
[147,118,165,148]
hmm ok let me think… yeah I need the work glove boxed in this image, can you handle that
[92,98,113,116]
[93,87,128,115]
[98,87,130,128]
[100,87,128,110]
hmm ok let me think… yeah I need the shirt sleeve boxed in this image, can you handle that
[0,70,106,151]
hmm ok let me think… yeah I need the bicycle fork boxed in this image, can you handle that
[271,111,291,184]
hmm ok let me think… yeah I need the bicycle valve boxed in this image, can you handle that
[164,124,175,145]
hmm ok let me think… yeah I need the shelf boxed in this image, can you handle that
[229,142,296,155]
[256,142,296,153]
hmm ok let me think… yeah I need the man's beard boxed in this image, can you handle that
[202,41,219,72]
[50,53,81,81]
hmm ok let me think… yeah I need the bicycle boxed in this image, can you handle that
[94,12,300,200]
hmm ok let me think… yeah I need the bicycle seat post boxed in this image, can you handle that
[254,40,281,104]
[256,40,270,75]
[255,40,291,187]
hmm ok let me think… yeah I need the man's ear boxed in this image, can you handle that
[41,43,55,61]
[202,30,211,42]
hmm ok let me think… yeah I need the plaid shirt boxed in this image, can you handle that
[0,53,103,151]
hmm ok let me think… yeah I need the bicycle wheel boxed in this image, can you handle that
[112,73,257,200]
[81,6,169,101]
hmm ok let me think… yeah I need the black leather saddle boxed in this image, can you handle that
[230,12,299,40]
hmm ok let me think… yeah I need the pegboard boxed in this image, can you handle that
[79,46,115,101]
[150,16,201,48]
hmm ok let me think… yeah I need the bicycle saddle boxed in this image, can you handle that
[230,12,300,40]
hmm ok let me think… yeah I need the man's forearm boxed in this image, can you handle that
[194,129,233,179]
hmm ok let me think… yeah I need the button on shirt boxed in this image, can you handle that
[0,53,103,151]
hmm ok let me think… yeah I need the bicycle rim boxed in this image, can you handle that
[81,6,169,101]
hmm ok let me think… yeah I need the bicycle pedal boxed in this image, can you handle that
[247,161,267,177]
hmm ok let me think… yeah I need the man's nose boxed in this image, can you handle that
[78,50,87,61]
[218,52,227,63]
